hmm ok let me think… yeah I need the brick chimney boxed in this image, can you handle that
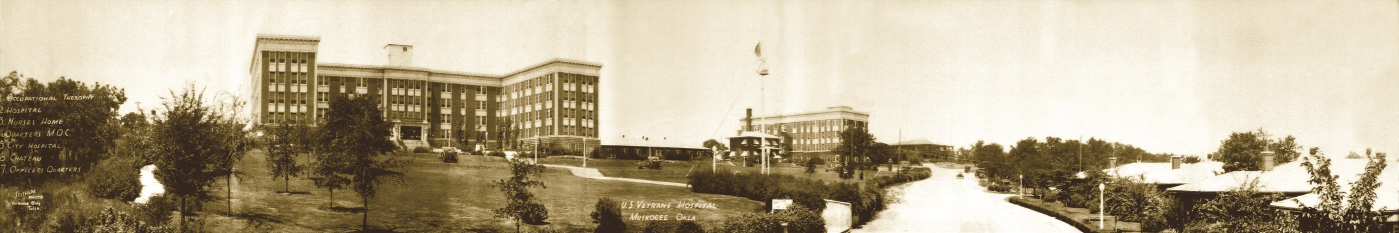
[744,108,753,132]
[1262,149,1276,171]
[1171,155,1181,170]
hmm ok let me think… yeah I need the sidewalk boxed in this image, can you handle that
[542,164,688,187]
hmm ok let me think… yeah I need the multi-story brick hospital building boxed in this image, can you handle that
[249,35,601,151]
[740,106,869,161]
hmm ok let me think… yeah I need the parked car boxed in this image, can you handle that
[440,151,459,163]
[441,147,461,153]
[956,174,964,179]
[637,157,663,170]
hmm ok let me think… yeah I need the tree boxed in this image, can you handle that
[970,141,1006,179]
[318,94,403,231]
[1188,178,1294,232]
[703,139,728,160]
[1183,156,1202,164]
[265,123,312,193]
[1295,148,1388,233]
[0,71,127,184]
[150,86,245,231]
[1213,129,1301,172]
[493,158,550,233]
[831,127,876,179]
[590,197,625,233]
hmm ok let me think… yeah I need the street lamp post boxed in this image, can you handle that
[1099,183,1105,230]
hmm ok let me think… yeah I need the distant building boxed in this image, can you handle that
[250,35,601,151]
[738,106,869,162]
[599,135,707,160]
[891,139,954,160]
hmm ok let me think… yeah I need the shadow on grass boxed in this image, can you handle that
[345,225,401,233]
[319,205,367,213]
[274,191,314,195]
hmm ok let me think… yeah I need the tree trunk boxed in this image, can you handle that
[228,173,234,213]
[180,197,187,233]
[362,197,369,231]
[285,176,290,193]
[329,188,334,207]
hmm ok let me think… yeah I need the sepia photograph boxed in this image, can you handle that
[2,0,1399,232]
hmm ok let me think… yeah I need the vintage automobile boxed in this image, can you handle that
[636,156,663,170]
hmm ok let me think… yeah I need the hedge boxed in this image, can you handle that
[688,167,931,228]
[1007,197,1093,233]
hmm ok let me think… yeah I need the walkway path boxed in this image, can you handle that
[853,166,1080,233]
[542,164,688,187]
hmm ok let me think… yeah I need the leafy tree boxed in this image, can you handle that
[320,94,404,230]
[1183,156,1202,164]
[0,71,127,184]
[493,158,549,233]
[590,197,625,233]
[1213,129,1301,172]
[265,123,313,193]
[970,141,1006,179]
[149,86,245,231]
[1295,148,1388,233]
[118,112,148,131]
[831,127,876,179]
[1187,178,1294,233]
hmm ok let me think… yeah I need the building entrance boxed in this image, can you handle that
[401,126,422,140]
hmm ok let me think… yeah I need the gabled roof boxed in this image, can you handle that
[1104,161,1224,185]
[895,138,950,147]
[603,135,702,149]
[1168,157,1377,195]
[1270,157,1399,212]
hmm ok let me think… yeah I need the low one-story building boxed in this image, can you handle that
[597,135,707,160]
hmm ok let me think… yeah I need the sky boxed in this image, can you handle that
[3,0,1397,156]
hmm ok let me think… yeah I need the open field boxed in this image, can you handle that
[534,156,904,184]
[191,150,765,232]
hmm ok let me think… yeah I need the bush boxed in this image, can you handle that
[87,157,144,202]
[688,167,927,228]
[136,195,178,227]
[642,221,667,233]
[711,204,825,233]
[487,151,506,157]
[1008,197,1095,233]
[807,157,825,165]
[412,147,431,153]
[590,198,626,233]
[676,221,706,233]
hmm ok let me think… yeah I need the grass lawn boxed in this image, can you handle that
[196,150,764,232]
[536,156,904,184]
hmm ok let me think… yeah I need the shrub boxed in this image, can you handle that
[136,195,178,227]
[590,197,626,233]
[87,157,144,202]
[687,167,926,228]
[412,147,431,153]
[676,221,706,233]
[1008,197,1095,233]
[711,204,825,233]
[487,151,506,157]
[1102,177,1173,232]
[807,157,825,165]
[642,221,667,233]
